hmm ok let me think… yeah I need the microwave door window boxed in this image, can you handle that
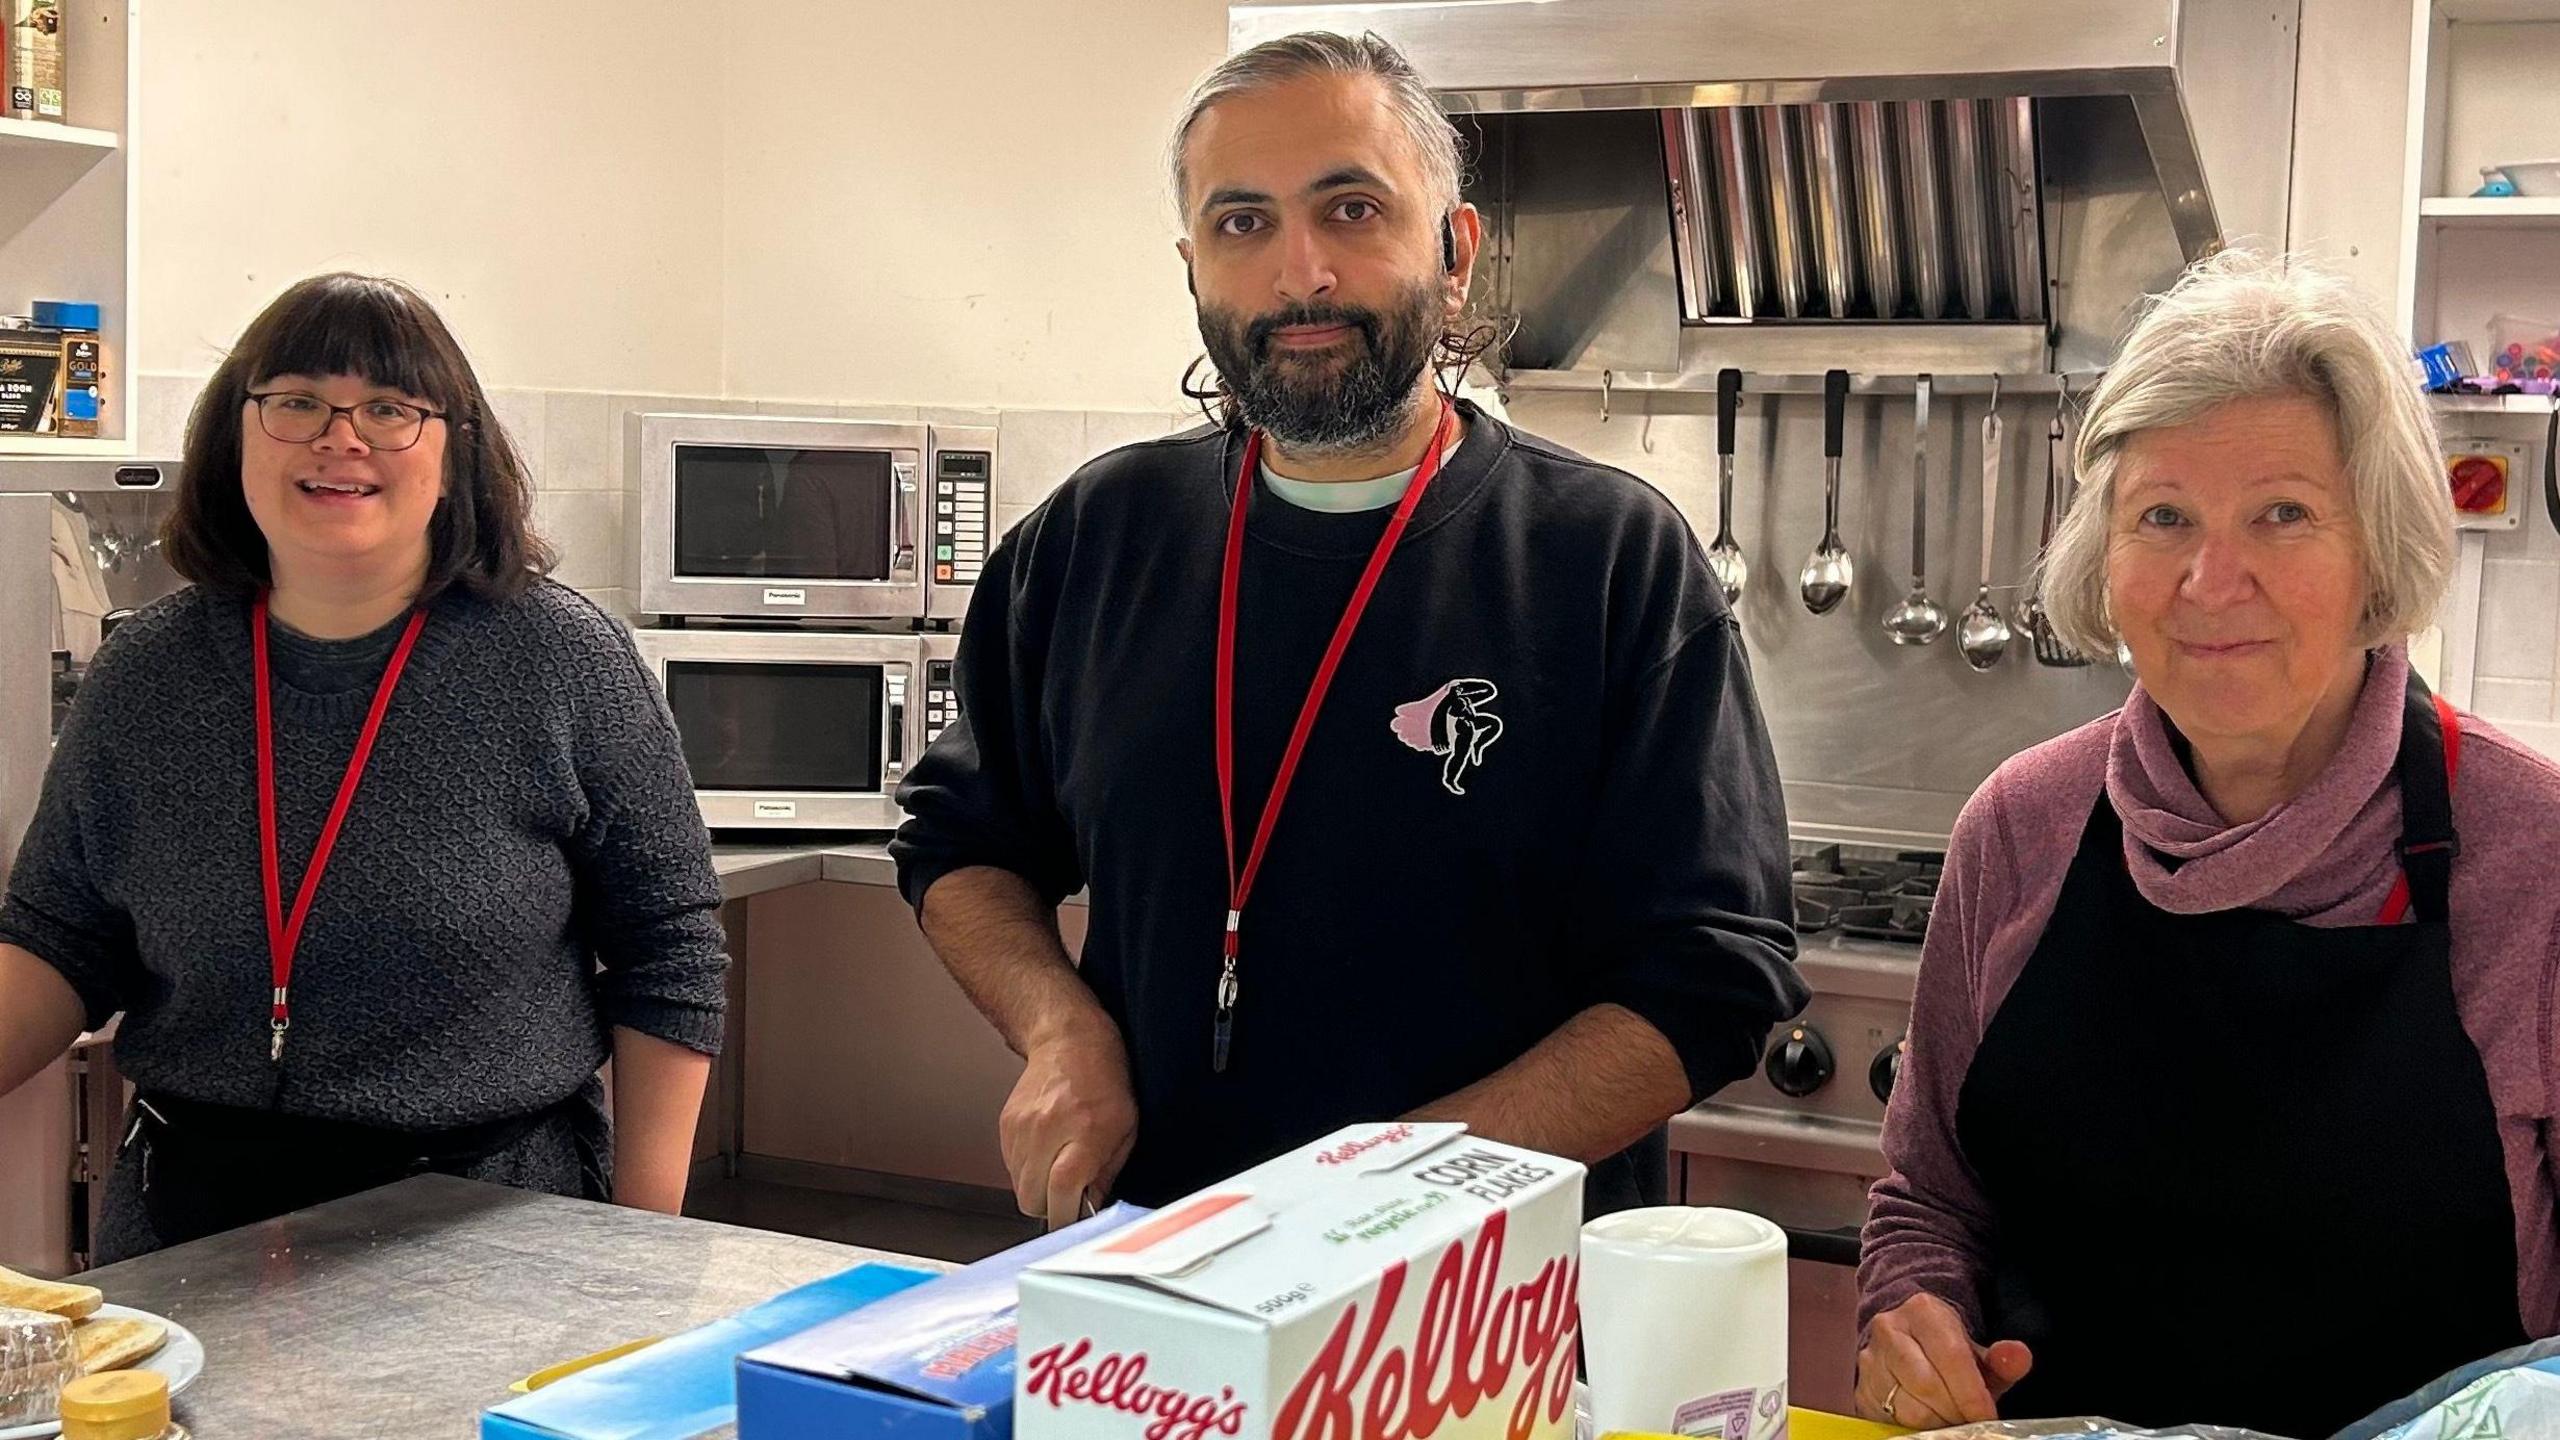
[664,662,885,792]
[672,446,894,580]
[768,452,893,579]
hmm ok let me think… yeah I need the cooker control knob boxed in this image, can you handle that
[1765,1024,1835,1098]
[1869,1035,1908,1104]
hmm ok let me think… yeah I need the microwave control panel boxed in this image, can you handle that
[931,450,993,586]
[924,658,958,746]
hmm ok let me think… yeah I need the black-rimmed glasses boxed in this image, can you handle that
[246,391,449,451]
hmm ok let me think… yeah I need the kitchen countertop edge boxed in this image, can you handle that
[713,840,1086,905]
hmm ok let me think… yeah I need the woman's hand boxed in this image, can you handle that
[1854,1291,2034,1429]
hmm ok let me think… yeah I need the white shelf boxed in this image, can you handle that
[0,435,135,458]
[2431,392,2559,414]
[2439,0,2560,22]
[2419,196,2560,225]
[0,117,118,155]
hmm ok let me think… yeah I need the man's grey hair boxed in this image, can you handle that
[1165,30,1464,223]
[2040,248,2455,658]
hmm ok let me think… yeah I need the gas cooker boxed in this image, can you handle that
[1745,840,1938,1131]
[1791,842,1942,944]
[1670,842,1938,1189]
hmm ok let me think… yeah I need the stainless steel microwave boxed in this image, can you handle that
[919,631,961,752]
[632,628,923,831]
[629,412,998,623]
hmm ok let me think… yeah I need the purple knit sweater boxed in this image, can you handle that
[1859,645,2560,1343]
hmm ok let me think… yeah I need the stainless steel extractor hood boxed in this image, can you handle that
[1227,0,2300,386]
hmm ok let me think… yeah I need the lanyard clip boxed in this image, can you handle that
[1212,939,1240,1074]
[270,1018,290,1064]
[1216,912,1241,1013]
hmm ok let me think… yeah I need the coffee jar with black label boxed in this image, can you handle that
[0,327,66,432]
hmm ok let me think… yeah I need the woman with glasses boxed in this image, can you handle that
[0,273,730,1261]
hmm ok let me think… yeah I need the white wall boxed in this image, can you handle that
[137,0,725,394]
[2287,0,2418,303]
[136,0,1227,411]
[719,0,1224,412]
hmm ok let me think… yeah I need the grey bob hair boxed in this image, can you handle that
[1164,30,1464,222]
[2040,248,2455,659]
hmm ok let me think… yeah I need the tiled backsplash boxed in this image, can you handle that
[122,374,2560,772]
[133,374,1201,621]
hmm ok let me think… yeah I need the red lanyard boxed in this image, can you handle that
[251,593,428,1063]
[2374,692,2461,927]
[1211,400,1456,1072]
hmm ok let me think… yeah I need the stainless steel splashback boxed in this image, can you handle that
[1231,0,2300,381]
[1500,387,2134,849]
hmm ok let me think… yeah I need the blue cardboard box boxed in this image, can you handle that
[736,1205,1146,1440]
[481,1262,936,1440]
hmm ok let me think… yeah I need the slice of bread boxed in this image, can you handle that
[73,1315,167,1374]
[0,1264,101,1321]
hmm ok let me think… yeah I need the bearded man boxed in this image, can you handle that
[892,30,1803,1225]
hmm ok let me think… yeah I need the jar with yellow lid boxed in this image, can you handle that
[56,1370,188,1440]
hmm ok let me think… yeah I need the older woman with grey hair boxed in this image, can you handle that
[1853,250,2559,1438]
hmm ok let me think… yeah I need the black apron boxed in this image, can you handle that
[1955,674,2525,1439]
[114,1081,604,1256]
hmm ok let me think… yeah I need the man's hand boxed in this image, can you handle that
[1001,1016,1138,1229]
[916,867,1134,1228]
[1854,1291,2034,1429]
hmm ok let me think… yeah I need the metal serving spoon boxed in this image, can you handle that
[1799,368,1854,615]
[1882,374,1947,645]
[1708,367,1748,605]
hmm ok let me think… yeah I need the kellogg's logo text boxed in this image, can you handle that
[1273,1210,1579,1440]
[1314,1125,1416,1168]
[1023,1340,1250,1440]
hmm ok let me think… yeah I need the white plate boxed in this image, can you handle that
[0,1304,206,1440]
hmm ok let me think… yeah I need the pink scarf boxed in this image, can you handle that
[2104,646,2411,923]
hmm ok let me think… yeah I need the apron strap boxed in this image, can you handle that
[2393,670,2461,924]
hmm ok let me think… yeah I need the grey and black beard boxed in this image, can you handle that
[1199,278,1441,457]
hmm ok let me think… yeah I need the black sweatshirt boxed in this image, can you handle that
[892,402,1805,1213]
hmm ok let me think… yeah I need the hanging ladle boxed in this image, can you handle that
[1957,377,2015,671]
[1798,368,1854,615]
[1882,373,1947,645]
[2017,398,2092,667]
[1708,367,1748,605]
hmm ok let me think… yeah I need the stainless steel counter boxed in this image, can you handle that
[79,1173,940,1438]
[711,840,1056,903]
[711,843,829,899]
